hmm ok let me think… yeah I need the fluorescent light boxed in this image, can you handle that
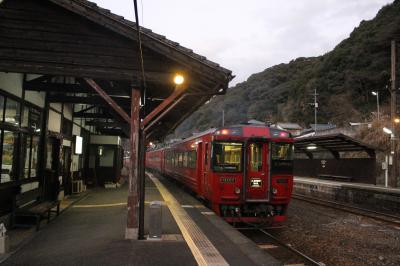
[307,144,317,150]
[383,127,393,134]
[371,91,377,96]
[75,136,83,154]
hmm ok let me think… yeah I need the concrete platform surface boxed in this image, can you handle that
[1,174,280,266]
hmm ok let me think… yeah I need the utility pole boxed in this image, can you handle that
[391,40,398,187]
[222,109,225,127]
[309,89,318,135]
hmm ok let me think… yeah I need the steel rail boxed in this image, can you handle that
[292,193,400,226]
[255,228,322,266]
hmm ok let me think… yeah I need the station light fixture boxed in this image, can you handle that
[174,74,185,85]
[306,144,317,150]
[383,127,393,135]
[221,129,229,135]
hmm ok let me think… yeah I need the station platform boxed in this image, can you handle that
[294,176,400,214]
[1,173,279,266]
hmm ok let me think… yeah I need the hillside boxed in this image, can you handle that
[175,0,400,138]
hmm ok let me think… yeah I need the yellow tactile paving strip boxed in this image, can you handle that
[147,172,228,266]
[73,201,166,208]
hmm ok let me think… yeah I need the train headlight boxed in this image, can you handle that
[272,188,278,194]
[234,187,241,194]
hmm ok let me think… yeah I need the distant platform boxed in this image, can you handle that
[294,177,400,214]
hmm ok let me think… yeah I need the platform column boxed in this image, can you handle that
[126,88,141,239]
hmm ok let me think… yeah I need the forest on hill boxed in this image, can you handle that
[174,0,400,138]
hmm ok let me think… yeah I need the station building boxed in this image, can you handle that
[0,72,125,222]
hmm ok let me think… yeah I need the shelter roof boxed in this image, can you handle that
[276,122,302,130]
[294,133,380,158]
[48,0,232,79]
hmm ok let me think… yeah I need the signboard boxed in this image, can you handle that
[74,136,83,155]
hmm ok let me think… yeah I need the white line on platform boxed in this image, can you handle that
[147,172,228,266]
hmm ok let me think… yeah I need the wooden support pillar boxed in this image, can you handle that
[138,129,146,240]
[125,88,141,239]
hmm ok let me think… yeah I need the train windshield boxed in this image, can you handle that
[271,142,293,174]
[212,142,243,172]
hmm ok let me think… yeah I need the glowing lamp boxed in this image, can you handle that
[383,127,393,135]
[307,144,317,150]
[221,129,229,135]
[174,74,185,85]
[279,132,288,138]
[395,118,400,124]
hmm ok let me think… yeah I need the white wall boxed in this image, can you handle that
[90,135,121,145]
[0,72,45,108]
[48,110,61,132]
[50,103,62,112]
[72,123,81,136]
[0,72,23,97]
[63,139,71,147]
[63,104,73,120]
[25,91,45,107]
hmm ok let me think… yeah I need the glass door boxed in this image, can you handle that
[246,142,269,201]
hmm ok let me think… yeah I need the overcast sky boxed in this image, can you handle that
[92,0,393,85]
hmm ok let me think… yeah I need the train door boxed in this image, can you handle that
[246,142,269,201]
[203,142,210,198]
[196,142,204,197]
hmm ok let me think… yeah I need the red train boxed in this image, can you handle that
[146,124,294,225]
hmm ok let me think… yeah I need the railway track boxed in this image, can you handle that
[239,227,323,266]
[292,193,400,227]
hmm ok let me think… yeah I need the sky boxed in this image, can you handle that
[91,0,393,86]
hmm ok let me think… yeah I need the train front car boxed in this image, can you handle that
[210,125,294,226]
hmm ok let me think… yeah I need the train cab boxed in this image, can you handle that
[209,126,294,224]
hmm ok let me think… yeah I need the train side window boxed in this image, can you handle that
[178,153,183,167]
[183,152,188,168]
[189,151,197,168]
[174,152,179,167]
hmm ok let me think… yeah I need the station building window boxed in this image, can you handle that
[0,91,42,185]
[1,131,18,183]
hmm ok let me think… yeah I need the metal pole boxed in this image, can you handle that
[222,109,225,127]
[314,88,317,135]
[126,88,141,239]
[391,40,397,187]
[385,155,389,188]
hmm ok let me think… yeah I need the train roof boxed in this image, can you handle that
[147,124,292,152]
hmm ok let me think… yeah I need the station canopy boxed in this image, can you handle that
[0,0,233,140]
[294,134,379,158]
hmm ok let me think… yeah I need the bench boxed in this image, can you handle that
[11,188,61,231]
[318,174,353,182]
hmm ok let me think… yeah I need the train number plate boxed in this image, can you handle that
[250,178,262,188]
[221,177,236,183]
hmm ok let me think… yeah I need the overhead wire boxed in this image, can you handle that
[132,0,147,108]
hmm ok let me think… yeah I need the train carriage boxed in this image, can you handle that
[146,124,294,225]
